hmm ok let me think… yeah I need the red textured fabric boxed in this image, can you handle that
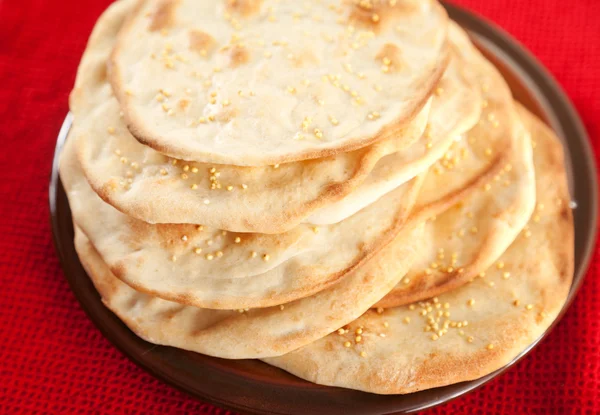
[0,0,598,413]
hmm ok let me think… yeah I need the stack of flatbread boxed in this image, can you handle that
[60,0,574,395]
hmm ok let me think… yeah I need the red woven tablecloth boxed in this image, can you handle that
[1,1,599,413]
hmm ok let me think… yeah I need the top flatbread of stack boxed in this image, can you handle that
[265,105,574,394]
[109,0,450,166]
[73,0,479,233]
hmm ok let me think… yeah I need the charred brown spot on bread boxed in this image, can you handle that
[156,223,199,249]
[362,274,376,284]
[289,49,318,68]
[123,217,195,252]
[104,276,120,296]
[347,0,416,32]
[102,178,119,193]
[111,262,128,282]
[148,0,180,31]
[375,43,402,72]
[225,0,263,17]
[559,258,571,284]
[214,106,239,122]
[178,98,190,110]
[559,205,570,222]
[93,62,108,84]
[120,218,150,251]
[173,292,195,307]
[228,44,250,67]
[188,30,217,55]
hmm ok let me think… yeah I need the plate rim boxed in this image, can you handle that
[49,3,598,414]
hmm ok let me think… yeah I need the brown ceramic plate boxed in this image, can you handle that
[50,3,597,414]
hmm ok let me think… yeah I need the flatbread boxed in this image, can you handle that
[264,105,574,394]
[359,23,535,308]
[323,23,515,230]
[74,221,422,359]
[376,100,535,307]
[412,23,517,213]
[308,51,481,224]
[61,134,423,309]
[73,1,478,232]
[109,0,450,166]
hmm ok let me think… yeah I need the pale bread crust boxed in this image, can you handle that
[108,0,450,166]
[264,105,574,394]
[74,221,424,358]
[376,24,536,308]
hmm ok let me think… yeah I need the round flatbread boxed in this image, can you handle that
[109,0,450,166]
